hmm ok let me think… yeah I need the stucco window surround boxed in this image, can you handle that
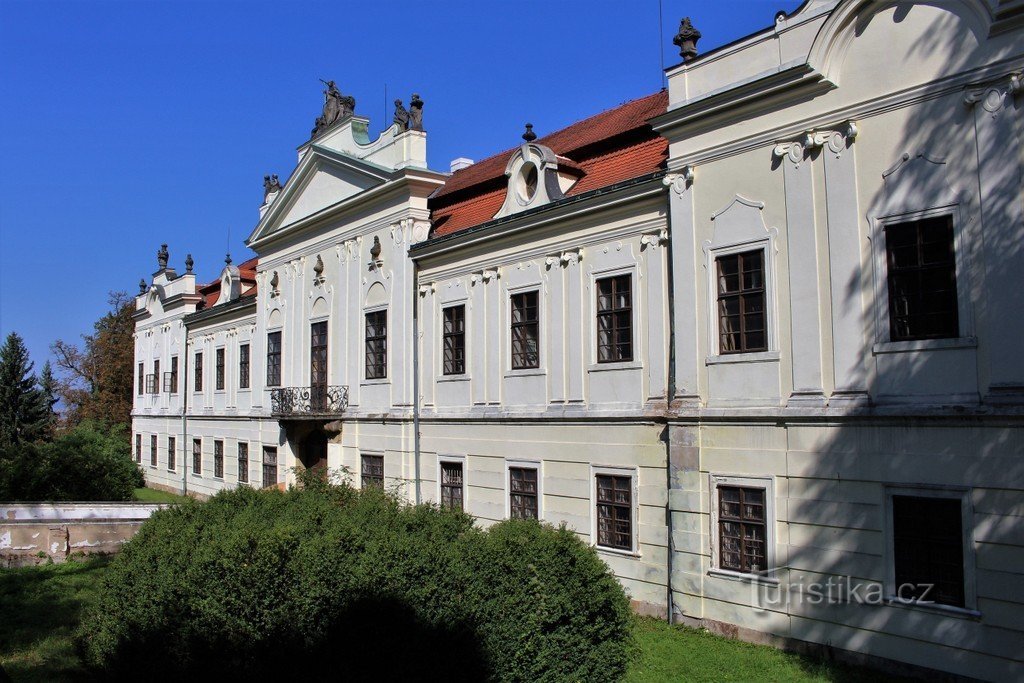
[437,299,471,382]
[708,474,779,585]
[869,153,976,354]
[437,454,467,510]
[505,459,542,520]
[588,264,643,373]
[504,282,546,378]
[494,142,578,219]
[362,305,389,384]
[702,196,781,366]
[590,465,640,558]
[882,485,978,618]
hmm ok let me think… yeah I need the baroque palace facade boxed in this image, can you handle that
[132,1,1024,678]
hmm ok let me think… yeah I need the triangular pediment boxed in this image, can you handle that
[248,146,394,246]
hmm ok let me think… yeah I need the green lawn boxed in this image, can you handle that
[132,486,190,503]
[1,559,895,682]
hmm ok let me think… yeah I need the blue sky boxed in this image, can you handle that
[0,0,800,370]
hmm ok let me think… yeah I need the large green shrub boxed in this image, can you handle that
[0,421,142,501]
[77,480,632,681]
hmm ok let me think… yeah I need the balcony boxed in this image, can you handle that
[270,386,349,418]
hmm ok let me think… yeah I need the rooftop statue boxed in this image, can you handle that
[409,93,424,132]
[263,174,282,200]
[157,243,169,270]
[673,17,701,61]
[311,79,356,138]
[393,99,410,130]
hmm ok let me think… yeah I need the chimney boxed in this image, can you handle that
[450,157,474,173]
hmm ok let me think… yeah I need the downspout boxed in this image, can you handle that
[663,183,676,625]
[411,257,422,505]
[181,321,189,497]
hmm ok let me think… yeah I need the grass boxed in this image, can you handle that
[0,560,896,682]
[132,486,190,504]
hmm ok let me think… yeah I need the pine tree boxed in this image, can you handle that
[38,360,59,439]
[0,332,49,446]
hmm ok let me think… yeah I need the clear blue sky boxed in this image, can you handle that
[0,0,800,370]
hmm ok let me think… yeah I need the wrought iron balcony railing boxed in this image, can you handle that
[270,385,349,417]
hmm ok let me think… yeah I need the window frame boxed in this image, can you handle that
[883,485,977,616]
[237,442,249,484]
[505,459,542,520]
[238,343,250,390]
[213,439,224,479]
[262,446,277,489]
[168,356,179,393]
[192,438,202,476]
[713,249,768,356]
[167,436,176,472]
[360,452,385,489]
[884,215,959,342]
[509,289,541,371]
[704,238,779,364]
[194,351,204,392]
[437,454,466,511]
[709,474,777,582]
[215,348,226,391]
[591,465,639,556]
[150,434,158,468]
[595,273,635,364]
[135,433,142,463]
[138,363,144,396]
[364,308,388,381]
[266,331,282,388]
[441,304,467,376]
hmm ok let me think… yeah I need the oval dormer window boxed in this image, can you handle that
[518,163,539,203]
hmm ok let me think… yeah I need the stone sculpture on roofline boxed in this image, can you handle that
[311,79,356,137]
[393,94,425,132]
[263,174,282,200]
[673,17,701,61]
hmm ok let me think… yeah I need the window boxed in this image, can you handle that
[365,311,387,379]
[310,322,328,409]
[150,434,158,468]
[596,275,632,363]
[442,305,466,375]
[194,352,204,391]
[192,438,202,475]
[440,460,464,510]
[215,349,225,391]
[153,360,160,393]
[716,250,767,354]
[891,494,966,608]
[138,363,144,396]
[716,484,767,573]
[167,436,176,471]
[509,466,539,519]
[239,344,250,389]
[146,373,157,394]
[510,291,539,369]
[361,453,384,489]
[237,442,249,483]
[167,356,178,393]
[885,216,958,341]
[262,446,277,488]
[266,332,281,387]
[135,433,141,463]
[596,474,633,551]
[214,440,224,478]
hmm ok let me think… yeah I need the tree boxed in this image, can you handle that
[51,291,135,437]
[38,360,58,438]
[0,331,50,447]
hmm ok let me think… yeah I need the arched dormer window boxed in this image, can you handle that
[494,143,582,219]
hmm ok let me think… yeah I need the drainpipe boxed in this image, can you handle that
[663,184,676,625]
[411,258,422,505]
[180,322,189,497]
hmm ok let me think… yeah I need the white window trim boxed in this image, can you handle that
[359,450,385,489]
[438,301,471,381]
[362,305,389,384]
[214,346,227,394]
[882,485,979,617]
[590,465,640,557]
[265,328,283,389]
[167,437,176,473]
[708,474,778,583]
[436,454,467,509]
[589,265,640,369]
[505,459,542,520]
[505,282,544,374]
[871,204,975,351]
[704,238,779,364]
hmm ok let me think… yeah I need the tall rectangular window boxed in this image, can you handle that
[717,485,767,573]
[138,363,144,396]
[192,438,202,475]
[167,436,176,471]
[440,461,464,510]
[509,466,539,520]
[238,344,250,389]
[135,433,142,463]
[194,352,203,392]
[168,356,178,393]
[153,359,160,394]
[310,322,328,409]
[596,275,632,363]
[716,250,767,354]
[892,495,965,607]
[237,442,249,484]
[510,291,539,369]
[442,305,466,375]
[214,440,224,478]
[365,311,387,379]
[596,474,633,551]
[266,332,281,387]
[885,216,958,341]
[150,434,158,467]
[262,447,277,488]
[215,349,225,391]
[361,453,384,489]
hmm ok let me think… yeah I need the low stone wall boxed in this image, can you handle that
[0,502,168,568]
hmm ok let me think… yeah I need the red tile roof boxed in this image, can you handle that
[430,90,668,238]
[196,255,258,309]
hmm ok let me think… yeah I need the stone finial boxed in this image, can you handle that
[313,254,324,279]
[157,244,169,270]
[673,17,701,61]
[409,94,424,131]
[185,253,194,273]
[270,270,279,290]
[139,279,147,294]
[225,253,232,266]
[522,123,537,142]
[370,236,382,261]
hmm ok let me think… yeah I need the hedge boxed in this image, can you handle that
[76,477,632,681]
